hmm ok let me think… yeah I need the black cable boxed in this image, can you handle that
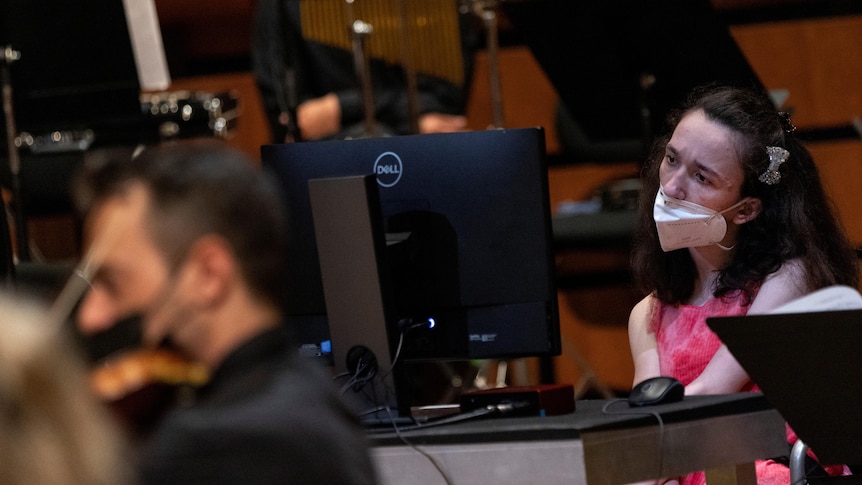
[376,330,406,384]
[601,399,668,480]
[602,400,833,484]
[366,401,527,434]
[337,354,376,394]
[370,400,532,485]
[340,324,532,484]
[382,403,454,485]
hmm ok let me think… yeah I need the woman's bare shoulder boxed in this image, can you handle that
[629,294,657,328]
[750,258,809,314]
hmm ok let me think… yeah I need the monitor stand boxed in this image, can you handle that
[308,174,411,425]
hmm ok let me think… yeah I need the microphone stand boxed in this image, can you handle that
[276,0,302,142]
[346,0,380,138]
[396,0,420,135]
[472,0,504,129]
[1,45,24,283]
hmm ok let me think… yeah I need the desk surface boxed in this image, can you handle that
[370,393,787,485]
[370,392,772,445]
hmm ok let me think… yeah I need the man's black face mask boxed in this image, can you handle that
[75,313,144,363]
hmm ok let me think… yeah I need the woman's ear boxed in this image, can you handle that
[733,197,762,225]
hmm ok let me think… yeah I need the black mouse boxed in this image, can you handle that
[628,376,684,407]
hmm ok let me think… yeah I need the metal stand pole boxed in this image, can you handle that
[473,1,504,129]
[346,0,380,138]
[1,45,24,282]
[397,0,420,135]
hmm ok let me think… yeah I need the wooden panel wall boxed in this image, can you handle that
[731,15,862,129]
[731,16,862,247]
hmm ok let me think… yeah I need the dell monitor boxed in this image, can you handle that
[261,128,560,414]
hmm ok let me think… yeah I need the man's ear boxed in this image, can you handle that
[732,197,762,225]
[182,235,235,308]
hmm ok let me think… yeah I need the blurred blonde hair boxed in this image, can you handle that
[0,292,132,485]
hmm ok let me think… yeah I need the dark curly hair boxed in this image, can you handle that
[632,84,859,305]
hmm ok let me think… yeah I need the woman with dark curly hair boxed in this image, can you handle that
[628,84,859,484]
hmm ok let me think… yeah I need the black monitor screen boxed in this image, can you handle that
[261,128,560,362]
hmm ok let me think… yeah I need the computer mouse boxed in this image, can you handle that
[628,376,684,407]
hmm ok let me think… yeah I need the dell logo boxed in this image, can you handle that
[373,151,403,187]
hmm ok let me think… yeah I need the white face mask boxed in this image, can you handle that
[653,186,748,252]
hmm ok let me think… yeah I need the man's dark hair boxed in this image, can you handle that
[74,140,290,309]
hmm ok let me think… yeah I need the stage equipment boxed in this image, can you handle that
[0,0,238,268]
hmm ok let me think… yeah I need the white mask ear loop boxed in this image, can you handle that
[711,198,753,251]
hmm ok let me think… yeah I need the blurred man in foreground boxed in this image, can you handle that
[73,140,377,484]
